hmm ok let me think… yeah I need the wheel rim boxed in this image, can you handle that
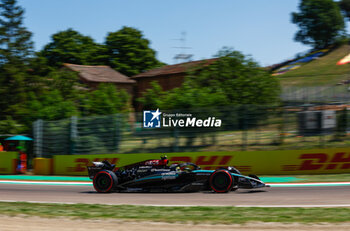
[94,172,113,192]
[210,171,232,192]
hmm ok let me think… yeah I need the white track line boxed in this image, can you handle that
[235,204,350,208]
[270,182,350,187]
[0,180,91,185]
[0,199,349,208]
[1,180,350,187]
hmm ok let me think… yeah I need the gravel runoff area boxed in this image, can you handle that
[1,216,350,231]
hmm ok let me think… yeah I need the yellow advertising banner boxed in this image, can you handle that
[0,152,18,174]
[53,148,350,176]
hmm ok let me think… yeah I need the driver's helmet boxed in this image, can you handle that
[144,155,169,167]
[160,155,169,165]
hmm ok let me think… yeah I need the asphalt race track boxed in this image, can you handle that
[0,183,350,207]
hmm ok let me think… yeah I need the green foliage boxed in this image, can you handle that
[160,83,229,110]
[0,0,33,121]
[335,108,348,139]
[138,48,280,111]
[2,202,350,224]
[0,63,28,120]
[73,115,122,154]
[82,83,130,116]
[39,114,123,155]
[339,0,350,20]
[136,49,279,141]
[27,55,54,77]
[45,69,82,100]
[0,116,24,134]
[292,0,345,49]
[0,0,33,64]
[40,119,71,156]
[39,28,108,67]
[18,70,82,124]
[26,90,78,121]
[137,81,165,110]
[186,48,280,106]
[105,26,164,76]
[39,26,164,76]
[0,2,279,136]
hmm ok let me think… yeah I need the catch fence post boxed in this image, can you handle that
[114,114,121,152]
[69,116,78,155]
[33,119,43,158]
[173,128,179,152]
[241,105,248,151]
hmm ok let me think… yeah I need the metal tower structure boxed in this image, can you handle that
[172,31,193,64]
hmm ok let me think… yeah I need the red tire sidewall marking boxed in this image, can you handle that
[210,170,233,193]
[93,171,113,193]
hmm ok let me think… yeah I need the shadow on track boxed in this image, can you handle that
[79,190,267,194]
[236,190,267,194]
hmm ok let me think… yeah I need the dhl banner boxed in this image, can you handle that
[53,148,350,176]
[0,152,18,174]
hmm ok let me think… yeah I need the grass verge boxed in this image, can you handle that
[1,202,350,224]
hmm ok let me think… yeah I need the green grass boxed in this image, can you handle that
[1,202,350,224]
[279,45,350,87]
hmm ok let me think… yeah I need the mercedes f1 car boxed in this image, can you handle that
[87,156,269,193]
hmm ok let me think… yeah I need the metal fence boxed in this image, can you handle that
[33,114,123,157]
[33,104,350,157]
[281,85,350,103]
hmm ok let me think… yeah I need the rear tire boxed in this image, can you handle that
[93,170,118,193]
[209,170,234,193]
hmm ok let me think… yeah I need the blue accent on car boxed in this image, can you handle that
[192,170,213,173]
[134,173,179,182]
[135,175,162,182]
[192,170,244,178]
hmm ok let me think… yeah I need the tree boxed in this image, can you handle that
[0,0,33,65]
[26,90,78,121]
[0,0,34,121]
[185,48,280,106]
[0,115,24,134]
[138,48,279,109]
[40,28,107,67]
[339,0,350,21]
[292,0,345,49]
[173,48,279,132]
[137,48,278,146]
[137,81,165,110]
[0,63,27,119]
[105,26,163,76]
[82,83,130,116]
[159,83,229,110]
[45,69,82,101]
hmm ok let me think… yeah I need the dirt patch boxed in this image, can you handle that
[1,216,350,231]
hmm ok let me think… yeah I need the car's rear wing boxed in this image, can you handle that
[87,161,115,179]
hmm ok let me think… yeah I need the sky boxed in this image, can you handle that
[18,0,313,66]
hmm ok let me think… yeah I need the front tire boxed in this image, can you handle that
[93,170,118,193]
[209,170,234,193]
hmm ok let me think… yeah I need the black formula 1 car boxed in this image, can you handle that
[87,156,269,193]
